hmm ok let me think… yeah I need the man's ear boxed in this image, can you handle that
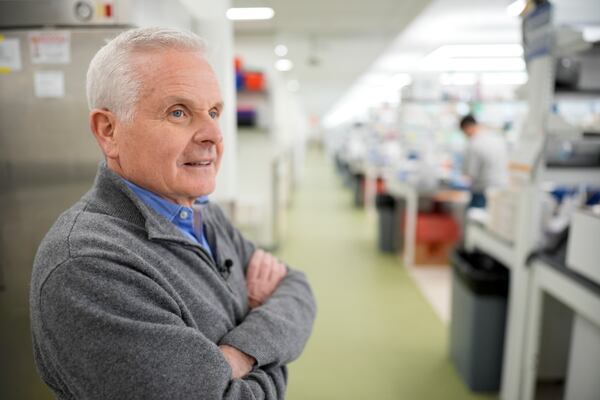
[90,109,119,159]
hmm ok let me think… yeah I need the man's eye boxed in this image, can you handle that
[209,110,219,119]
[170,109,185,118]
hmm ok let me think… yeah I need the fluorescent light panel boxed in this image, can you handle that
[440,72,528,86]
[447,57,525,71]
[427,44,523,59]
[226,7,274,21]
[275,59,293,72]
[274,44,288,57]
[424,57,525,72]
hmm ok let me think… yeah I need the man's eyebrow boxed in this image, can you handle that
[159,96,191,110]
[162,96,194,106]
[161,97,224,111]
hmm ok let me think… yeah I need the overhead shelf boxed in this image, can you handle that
[542,167,600,186]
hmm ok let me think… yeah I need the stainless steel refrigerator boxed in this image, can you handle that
[0,2,132,397]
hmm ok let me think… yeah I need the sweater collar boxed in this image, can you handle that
[90,161,205,245]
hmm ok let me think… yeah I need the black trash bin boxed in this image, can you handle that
[352,173,364,207]
[340,161,352,188]
[449,248,509,393]
[375,193,399,253]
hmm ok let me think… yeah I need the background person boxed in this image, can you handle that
[460,114,509,208]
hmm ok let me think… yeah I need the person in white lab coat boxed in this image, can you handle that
[460,115,509,208]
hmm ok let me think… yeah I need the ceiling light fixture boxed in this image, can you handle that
[426,44,523,59]
[274,45,288,57]
[442,57,525,72]
[439,72,528,86]
[421,44,526,72]
[275,59,293,72]
[226,7,275,21]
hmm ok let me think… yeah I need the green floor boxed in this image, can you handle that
[275,149,496,400]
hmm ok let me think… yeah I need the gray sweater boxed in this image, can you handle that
[30,163,316,400]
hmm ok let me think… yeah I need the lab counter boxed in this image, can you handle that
[464,209,600,400]
[522,251,600,400]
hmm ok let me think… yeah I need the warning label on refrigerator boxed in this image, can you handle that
[29,31,71,64]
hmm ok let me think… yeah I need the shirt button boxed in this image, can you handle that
[179,210,190,219]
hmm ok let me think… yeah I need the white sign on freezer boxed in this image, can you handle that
[0,36,22,72]
[34,70,65,98]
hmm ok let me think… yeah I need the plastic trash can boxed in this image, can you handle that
[375,193,398,252]
[449,248,509,392]
[352,173,364,207]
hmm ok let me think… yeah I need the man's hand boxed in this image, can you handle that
[219,345,256,379]
[246,249,287,309]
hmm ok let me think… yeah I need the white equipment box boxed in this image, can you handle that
[567,210,600,286]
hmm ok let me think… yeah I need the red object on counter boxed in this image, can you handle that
[244,72,265,91]
[415,213,460,243]
[234,57,243,72]
[402,213,460,266]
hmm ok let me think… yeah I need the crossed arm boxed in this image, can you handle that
[37,248,314,399]
[220,249,288,379]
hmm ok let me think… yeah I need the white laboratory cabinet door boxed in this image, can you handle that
[564,315,600,400]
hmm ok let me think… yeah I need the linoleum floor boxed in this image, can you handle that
[275,148,496,400]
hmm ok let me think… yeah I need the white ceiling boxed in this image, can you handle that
[232,0,431,36]
[231,0,600,121]
[231,0,432,118]
[369,0,524,77]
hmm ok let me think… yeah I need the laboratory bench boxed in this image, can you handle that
[522,252,600,400]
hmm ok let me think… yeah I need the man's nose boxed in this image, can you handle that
[192,118,223,145]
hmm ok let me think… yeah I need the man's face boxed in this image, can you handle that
[461,123,477,138]
[111,50,224,206]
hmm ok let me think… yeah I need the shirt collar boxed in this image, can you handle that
[121,178,208,223]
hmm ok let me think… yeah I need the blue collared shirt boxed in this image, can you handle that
[122,179,214,259]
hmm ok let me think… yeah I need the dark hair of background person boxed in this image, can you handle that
[460,114,477,130]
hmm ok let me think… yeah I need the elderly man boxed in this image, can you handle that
[30,27,316,399]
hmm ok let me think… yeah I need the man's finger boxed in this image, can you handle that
[247,249,264,280]
[278,262,287,281]
[265,254,278,282]
[255,250,269,280]
[274,262,286,284]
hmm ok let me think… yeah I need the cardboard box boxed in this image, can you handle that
[414,241,456,266]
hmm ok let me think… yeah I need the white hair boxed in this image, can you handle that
[86,27,206,122]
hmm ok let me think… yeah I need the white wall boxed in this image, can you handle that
[234,36,309,183]
[231,36,310,247]
[131,0,193,30]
